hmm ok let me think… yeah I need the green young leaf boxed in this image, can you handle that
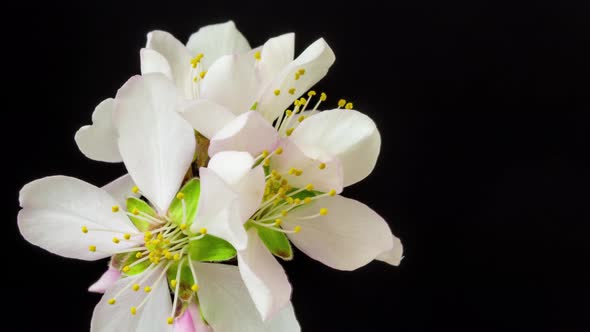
[256,226,293,260]
[189,235,236,262]
[112,252,151,276]
[168,178,201,227]
[126,197,157,231]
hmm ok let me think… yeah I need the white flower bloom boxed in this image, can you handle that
[19,74,297,332]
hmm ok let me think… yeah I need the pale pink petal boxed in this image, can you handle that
[146,31,193,99]
[101,174,139,207]
[88,268,121,294]
[377,234,404,266]
[181,99,236,138]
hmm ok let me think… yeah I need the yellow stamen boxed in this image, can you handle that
[199,71,207,79]
[111,205,120,213]
[288,88,296,95]
[338,99,346,108]
[122,265,130,273]
[345,102,354,110]
[144,286,152,293]
[132,208,140,215]
[176,192,185,200]
[320,92,327,101]
[275,147,283,155]
[308,90,316,97]
[305,184,314,191]
[180,223,187,230]
[298,115,306,122]
[132,284,140,291]
[254,51,261,60]
[81,226,88,234]
[167,317,174,325]
[329,189,337,196]
[319,162,326,170]
[191,284,199,292]
[170,280,177,288]
[274,89,281,96]
[132,186,140,194]
[108,298,116,305]
[319,208,329,216]
[286,128,294,136]
[124,233,131,240]
[298,68,306,75]
[294,226,302,233]
[88,245,96,252]
[130,307,137,315]
[274,219,282,226]
[200,228,208,235]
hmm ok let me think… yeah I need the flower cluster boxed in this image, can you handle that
[17,21,403,331]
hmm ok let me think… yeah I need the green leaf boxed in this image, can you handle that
[256,226,293,260]
[126,197,157,231]
[112,252,151,276]
[189,234,236,262]
[168,178,201,227]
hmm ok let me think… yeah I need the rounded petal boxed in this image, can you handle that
[114,74,196,214]
[290,109,381,187]
[141,48,173,79]
[257,38,335,122]
[18,176,139,261]
[270,138,343,194]
[208,151,265,220]
[75,98,122,163]
[377,234,404,266]
[237,229,292,321]
[186,20,251,70]
[146,31,193,99]
[209,111,279,157]
[181,99,236,138]
[281,195,393,271]
[199,50,261,115]
[102,174,139,206]
[257,33,294,87]
[88,268,121,294]
[192,167,247,250]
[174,303,212,332]
[195,262,300,332]
[91,267,172,332]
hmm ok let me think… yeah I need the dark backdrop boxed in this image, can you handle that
[3,1,590,331]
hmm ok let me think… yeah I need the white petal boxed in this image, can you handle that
[174,303,212,332]
[257,33,294,87]
[208,151,265,220]
[270,138,343,193]
[181,99,236,138]
[75,98,122,163]
[114,74,196,214]
[237,228,292,321]
[282,195,393,271]
[18,176,138,261]
[88,268,121,294]
[209,111,279,157]
[102,174,139,206]
[377,234,404,266]
[192,167,247,250]
[186,20,251,70]
[199,51,260,115]
[146,31,193,99]
[140,48,173,79]
[257,38,335,122]
[91,267,172,332]
[290,109,381,187]
[195,262,299,332]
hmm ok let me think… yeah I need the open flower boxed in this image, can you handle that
[18,73,298,331]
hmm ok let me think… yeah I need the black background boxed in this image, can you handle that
[4,1,590,331]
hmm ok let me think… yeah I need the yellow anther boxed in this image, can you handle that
[274,89,281,96]
[305,184,314,191]
[263,158,271,166]
[288,168,296,175]
[294,100,301,106]
[285,110,293,117]
[288,88,296,95]
[199,71,207,79]
[298,115,306,122]
[108,298,116,305]
[304,197,312,204]
[320,92,327,101]
[193,76,198,82]
[132,186,140,194]
[88,245,96,252]
[173,254,181,261]
[295,169,303,176]
[281,210,288,216]
[286,128,294,136]
[176,192,185,200]
[319,208,329,216]
[135,252,143,258]
[111,205,120,213]
[298,68,306,75]
[122,265,130,273]
[308,90,316,97]
[338,99,346,107]
[130,307,137,315]
[170,279,177,288]
[144,231,153,239]
[286,197,294,204]
[329,189,337,196]
[165,252,173,260]
[294,198,301,205]
[294,226,302,233]
[200,228,208,235]
[132,284,140,291]
[345,102,354,110]
[151,239,160,246]
[299,97,307,104]
[191,284,199,292]
[144,286,152,293]
[275,147,283,155]
[124,233,131,240]
[180,223,187,230]
[157,233,164,240]
[262,150,269,158]
[274,219,282,226]
[190,54,204,68]
[167,317,174,325]
[319,162,326,170]
[254,51,261,60]
[132,208,140,215]
[81,226,88,234]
